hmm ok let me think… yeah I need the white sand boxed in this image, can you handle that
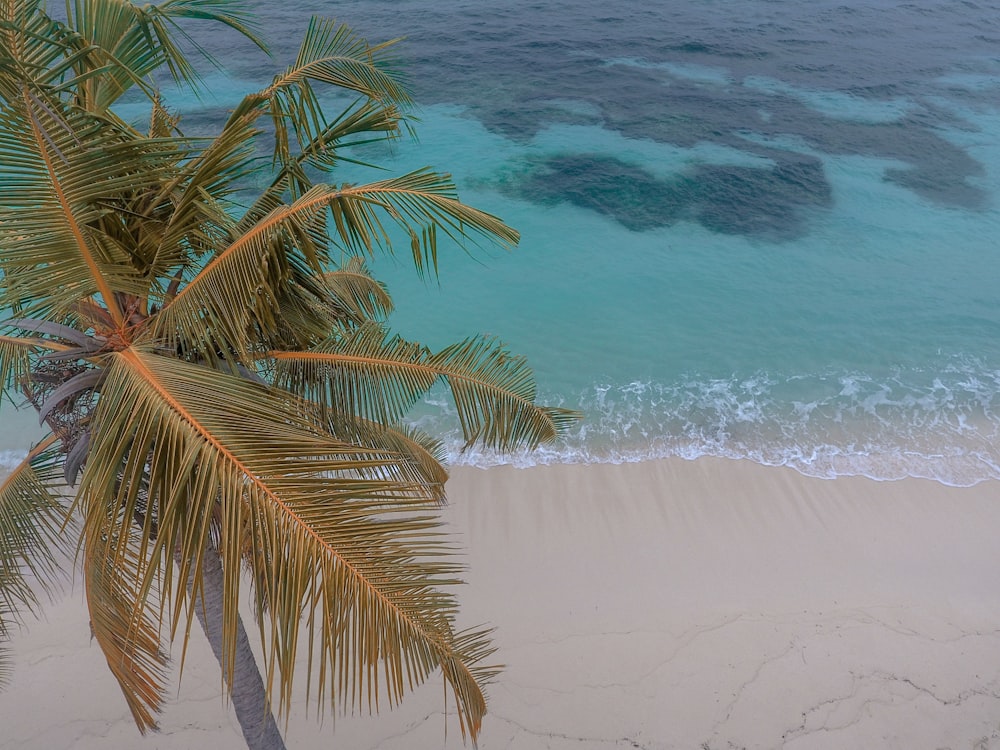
[3,457,1000,749]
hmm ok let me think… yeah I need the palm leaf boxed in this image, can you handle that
[318,415,449,504]
[328,169,519,276]
[0,332,70,406]
[77,348,496,737]
[0,436,67,687]
[273,323,434,427]
[273,324,580,451]
[264,17,409,166]
[322,256,394,323]
[430,337,580,450]
[236,94,405,228]
[306,97,406,170]
[0,1,93,102]
[82,515,169,731]
[0,90,182,323]
[145,185,334,361]
[62,0,266,111]
[126,112,256,287]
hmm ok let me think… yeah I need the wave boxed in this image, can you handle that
[426,358,1000,487]
[4,358,998,487]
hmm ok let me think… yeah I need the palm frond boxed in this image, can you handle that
[273,324,580,451]
[0,437,67,662]
[0,1,92,102]
[293,17,409,103]
[273,323,435,427]
[82,517,169,732]
[146,185,333,361]
[323,256,394,323]
[329,169,519,276]
[235,94,403,227]
[0,90,182,323]
[280,17,410,156]
[0,332,69,406]
[221,16,410,177]
[306,97,405,170]
[131,111,257,287]
[319,415,449,504]
[145,0,268,58]
[77,348,494,735]
[430,337,580,450]
[62,0,267,111]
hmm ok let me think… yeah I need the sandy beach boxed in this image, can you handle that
[3,457,1000,749]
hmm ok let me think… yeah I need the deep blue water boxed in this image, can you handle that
[5,0,1000,484]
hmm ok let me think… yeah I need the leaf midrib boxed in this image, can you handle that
[22,87,124,328]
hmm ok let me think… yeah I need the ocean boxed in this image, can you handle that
[6,0,1000,485]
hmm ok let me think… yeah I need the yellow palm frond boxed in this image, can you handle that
[328,169,520,276]
[322,256,394,323]
[0,437,67,673]
[146,185,333,360]
[321,416,449,503]
[0,89,182,323]
[273,323,581,451]
[82,518,169,732]
[77,348,496,738]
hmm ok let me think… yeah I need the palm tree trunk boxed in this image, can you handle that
[190,549,287,750]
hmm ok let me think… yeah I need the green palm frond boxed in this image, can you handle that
[293,17,409,103]
[63,0,266,111]
[278,17,409,159]
[274,323,434,427]
[78,348,494,735]
[132,112,257,284]
[430,337,580,450]
[236,93,405,225]
[273,323,580,452]
[308,97,405,169]
[0,1,94,103]
[140,0,267,60]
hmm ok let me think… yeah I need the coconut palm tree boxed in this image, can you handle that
[0,2,577,748]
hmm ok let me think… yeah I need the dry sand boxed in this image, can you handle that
[3,457,1000,749]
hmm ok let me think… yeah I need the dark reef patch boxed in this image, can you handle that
[189,0,995,213]
[518,153,832,241]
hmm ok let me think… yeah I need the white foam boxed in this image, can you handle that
[425,358,1000,487]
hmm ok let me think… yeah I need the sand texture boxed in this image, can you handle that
[2,457,1000,749]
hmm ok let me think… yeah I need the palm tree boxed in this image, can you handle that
[0,2,578,748]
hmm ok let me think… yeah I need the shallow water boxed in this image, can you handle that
[6,0,1000,485]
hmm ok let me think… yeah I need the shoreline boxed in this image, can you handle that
[3,456,1000,749]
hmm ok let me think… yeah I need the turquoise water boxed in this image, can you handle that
[6,0,1000,484]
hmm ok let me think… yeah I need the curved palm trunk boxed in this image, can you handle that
[191,549,287,750]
